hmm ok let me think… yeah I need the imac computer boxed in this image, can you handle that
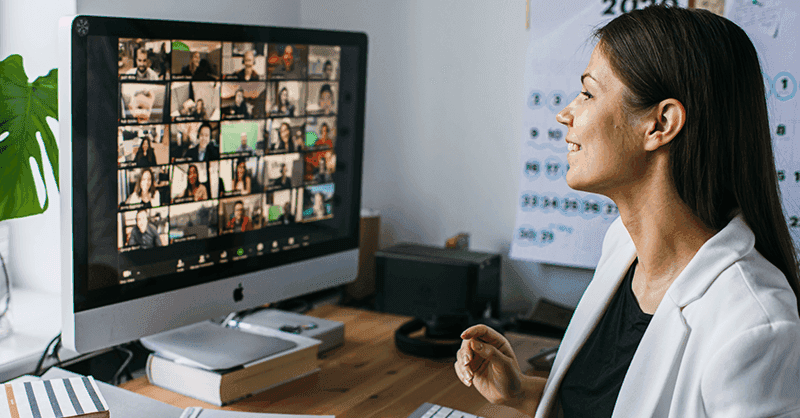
[59,15,368,354]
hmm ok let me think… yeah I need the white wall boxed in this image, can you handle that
[5,0,595,312]
[298,0,594,314]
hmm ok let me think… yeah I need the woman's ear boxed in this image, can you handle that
[643,98,685,152]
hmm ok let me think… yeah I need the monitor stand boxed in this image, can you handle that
[140,320,297,371]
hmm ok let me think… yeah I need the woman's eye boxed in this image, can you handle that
[581,91,593,99]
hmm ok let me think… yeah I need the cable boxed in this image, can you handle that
[34,333,62,377]
[112,345,134,385]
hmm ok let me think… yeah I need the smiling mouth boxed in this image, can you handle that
[567,142,581,152]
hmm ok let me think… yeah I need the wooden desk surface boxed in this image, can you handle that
[120,305,553,418]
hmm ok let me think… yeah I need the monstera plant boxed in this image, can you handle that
[0,54,58,340]
[0,54,59,221]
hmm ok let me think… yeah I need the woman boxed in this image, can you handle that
[272,87,296,117]
[229,89,251,118]
[181,164,208,202]
[232,159,252,195]
[126,167,160,207]
[455,6,800,418]
[315,123,333,148]
[271,122,294,152]
[133,135,157,166]
[193,98,207,120]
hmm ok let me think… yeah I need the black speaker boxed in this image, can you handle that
[375,244,502,358]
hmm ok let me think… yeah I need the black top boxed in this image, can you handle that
[559,258,653,418]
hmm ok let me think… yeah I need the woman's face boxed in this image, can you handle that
[191,52,201,67]
[140,170,152,193]
[188,165,198,186]
[280,124,291,142]
[141,138,150,152]
[237,162,246,178]
[556,45,646,196]
[196,100,204,112]
[280,88,288,104]
[320,125,329,138]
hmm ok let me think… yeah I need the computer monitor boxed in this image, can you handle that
[59,15,368,353]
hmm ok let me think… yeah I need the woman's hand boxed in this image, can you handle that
[454,325,524,405]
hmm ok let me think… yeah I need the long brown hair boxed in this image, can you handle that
[596,6,800,313]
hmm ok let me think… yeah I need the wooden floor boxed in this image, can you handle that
[120,305,556,418]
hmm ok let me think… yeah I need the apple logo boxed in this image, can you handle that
[233,283,244,302]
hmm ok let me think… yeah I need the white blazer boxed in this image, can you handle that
[535,213,800,418]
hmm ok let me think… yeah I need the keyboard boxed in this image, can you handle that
[406,402,486,418]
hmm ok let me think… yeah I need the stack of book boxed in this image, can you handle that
[146,326,321,406]
[2,376,109,418]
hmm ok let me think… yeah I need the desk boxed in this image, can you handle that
[120,305,554,418]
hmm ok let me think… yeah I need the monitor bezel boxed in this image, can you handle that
[60,15,367,352]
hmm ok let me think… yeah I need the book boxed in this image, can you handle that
[37,369,333,418]
[146,328,321,406]
[1,376,109,418]
[179,407,332,418]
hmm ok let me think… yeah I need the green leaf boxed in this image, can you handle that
[0,54,59,222]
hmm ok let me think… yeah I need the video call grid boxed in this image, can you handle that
[116,40,341,251]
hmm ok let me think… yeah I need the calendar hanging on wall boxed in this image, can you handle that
[510,0,800,268]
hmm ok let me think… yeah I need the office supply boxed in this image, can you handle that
[179,407,332,418]
[227,309,344,354]
[1,376,109,418]
[406,403,485,418]
[35,368,332,418]
[124,306,537,417]
[58,15,368,354]
[146,326,320,406]
[140,321,297,371]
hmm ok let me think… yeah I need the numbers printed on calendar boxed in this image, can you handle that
[602,0,679,16]
[776,169,800,183]
[516,223,574,247]
[520,191,619,220]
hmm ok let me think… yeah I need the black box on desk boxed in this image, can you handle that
[375,243,501,323]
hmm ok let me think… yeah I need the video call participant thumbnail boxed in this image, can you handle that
[308,45,340,81]
[219,157,260,197]
[172,40,222,81]
[304,150,335,185]
[118,125,168,168]
[120,83,167,125]
[269,188,300,225]
[220,195,263,233]
[170,81,221,122]
[186,122,220,162]
[221,82,266,120]
[305,117,336,150]
[306,82,337,116]
[266,44,308,79]
[119,166,167,209]
[171,162,219,204]
[302,183,334,221]
[268,81,306,118]
[220,120,262,157]
[119,39,171,81]
[169,200,220,243]
[268,118,305,153]
[118,207,169,250]
[262,154,302,191]
[223,43,266,81]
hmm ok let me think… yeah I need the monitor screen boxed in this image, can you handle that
[60,16,367,352]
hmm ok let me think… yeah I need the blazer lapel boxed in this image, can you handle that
[536,239,637,417]
[611,298,689,417]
